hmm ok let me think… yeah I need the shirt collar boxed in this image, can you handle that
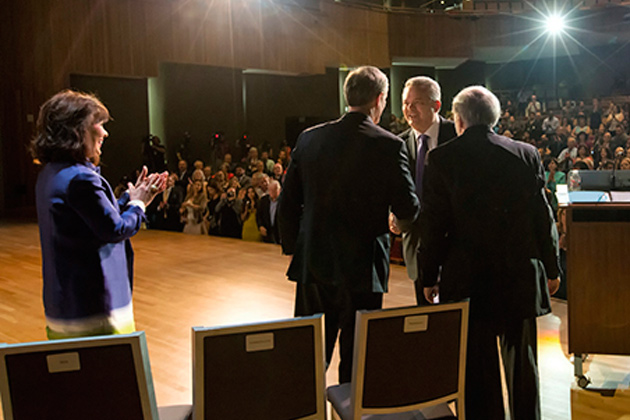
[413,117,440,142]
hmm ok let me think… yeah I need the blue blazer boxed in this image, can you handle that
[36,161,145,321]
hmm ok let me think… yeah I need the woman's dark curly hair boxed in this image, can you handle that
[31,90,110,164]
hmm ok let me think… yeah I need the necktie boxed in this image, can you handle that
[416,134,429,196]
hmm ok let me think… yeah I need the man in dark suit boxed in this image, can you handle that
[257,179,281,244]
[279,66,420,383]
[391,76,456,305]
[418,86,561,420]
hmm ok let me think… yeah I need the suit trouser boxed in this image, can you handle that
[465,316,541,420]
[294,282,382,384]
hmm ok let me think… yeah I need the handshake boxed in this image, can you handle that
[389,213,402,235]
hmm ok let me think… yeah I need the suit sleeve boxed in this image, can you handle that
[256,197,266,229]
[67,171,144,244]
[390,141,420,232]
[417,150,450,287]
[531,153,562,279]
[278,138,304,255]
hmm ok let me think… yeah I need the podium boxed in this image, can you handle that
[565,203,630,418]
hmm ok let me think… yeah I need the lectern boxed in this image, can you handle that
[565,203,630,419]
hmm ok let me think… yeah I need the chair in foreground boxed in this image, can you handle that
[192,314,326,420]
[327,301,469,420]
[0,331,167,420]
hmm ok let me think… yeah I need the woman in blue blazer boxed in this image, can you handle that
[31,90,166,339]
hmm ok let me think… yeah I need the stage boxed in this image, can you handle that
[0,221,627,419]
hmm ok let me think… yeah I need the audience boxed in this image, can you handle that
[142,92,629,251]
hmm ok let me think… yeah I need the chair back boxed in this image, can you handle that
[350,301,469,419]
[192,314,326,420]
[0,332,158,420]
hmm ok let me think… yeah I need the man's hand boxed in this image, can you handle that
[389,213,401,235]
[423,285,439,305]
[259,226,268,237]
[548,278,561,296]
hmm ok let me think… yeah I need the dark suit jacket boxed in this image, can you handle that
[399,116,457,281]
[279,112,420,293]
[418,125,561,321]
[256,195,280,244]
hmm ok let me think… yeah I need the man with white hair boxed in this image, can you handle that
[418,86,561,420]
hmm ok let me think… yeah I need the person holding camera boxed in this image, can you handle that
[216,186,243,238]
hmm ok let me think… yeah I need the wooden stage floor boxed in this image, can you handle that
[1,221,628,419]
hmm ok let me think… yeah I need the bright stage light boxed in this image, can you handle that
[545,13,566,36]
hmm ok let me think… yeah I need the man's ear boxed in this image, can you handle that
[433,100,442,113]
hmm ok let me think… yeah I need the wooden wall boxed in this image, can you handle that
[2,0,628,213]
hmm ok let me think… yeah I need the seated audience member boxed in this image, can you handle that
[607,104,626,133]
[193,159,204,172]
[575,144,594,169]
[241,187,263,242]
[216,186,243,239]
[543,112,560,136]
[557,116,572,139]
[205,182,222,236]
[503,115,519,137]
[233,164,251,190]
[152,173,184,232]
[257,180,281,244]
[254,173,269,198]
[544,158,566,212]
[503,130,514,139]
[525,94,542,118]
[181,179,208,235]
[572,114,591,138]
[558,137,578,171]
[271,162,284,185]
[600,160,615,170]
[620,157,630,171]
[612,124,629,151]
[594,146,612,170]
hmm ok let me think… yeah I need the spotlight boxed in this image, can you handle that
[545,13,566,36]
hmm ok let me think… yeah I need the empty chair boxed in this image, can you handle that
[327,301,469,420]
[192,314,326,420]
[0,332,161,420]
